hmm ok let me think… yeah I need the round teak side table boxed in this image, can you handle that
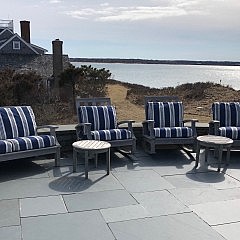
[195,135,233,171]
[72,140,111,179]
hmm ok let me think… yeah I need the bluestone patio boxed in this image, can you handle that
[1,146,240,240]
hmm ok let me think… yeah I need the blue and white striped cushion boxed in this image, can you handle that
[147,102,184,128]
[7,135,56,152]
[212,102,240,127]
[154,127,193,138]
[78,106,117,131]
[0,140,12,154]
[91,129,132,141]
[0,106,36,140]
[219,127,240,140]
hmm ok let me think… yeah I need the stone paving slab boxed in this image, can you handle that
[0,174,123,200]
[0,226,21,240]
[132,190,190,217]
[190,198,240,225]
[113,169,175,193]
[164,172,240,189]
[213,222,240,240]
[63,189,137,212]
[0,199,20,227]
[169,187,240,206]
[0,159,50,181]
[21,210,115,240]
[20,195,67,217]
[109,212,225,240]
[100,204,149,223]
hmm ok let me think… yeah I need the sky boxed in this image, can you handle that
[1,0,240,61]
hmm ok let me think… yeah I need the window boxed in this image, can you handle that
[13,41,20,50]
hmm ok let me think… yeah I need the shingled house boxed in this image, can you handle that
[0,20,47,55]
[0,19,70,79]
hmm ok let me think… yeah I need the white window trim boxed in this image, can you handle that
[13,41,20,50]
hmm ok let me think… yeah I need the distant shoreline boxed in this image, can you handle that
[70,58,240,67]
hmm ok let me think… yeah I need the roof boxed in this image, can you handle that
[0,33,39,54]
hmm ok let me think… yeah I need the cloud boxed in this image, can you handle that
[63,1,208,22]
[49,0,62,4]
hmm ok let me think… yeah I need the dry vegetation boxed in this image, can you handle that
[107,79,240,123]
[1,67,240,125]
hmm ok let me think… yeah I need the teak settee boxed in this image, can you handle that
[0,106,61,166]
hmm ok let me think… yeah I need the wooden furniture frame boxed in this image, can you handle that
[75,97,136,154]
[72,140,111,179]
[209,102,240,148]
[195,135,233,171]
[142,96,198,154]
[0,125,60,166]
[0,106,61,166]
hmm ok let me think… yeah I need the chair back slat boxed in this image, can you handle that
[0,106,37,140]
[146,102,184,127]
[212,102,240,127]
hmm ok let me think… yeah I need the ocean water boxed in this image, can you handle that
[71,62,240,90]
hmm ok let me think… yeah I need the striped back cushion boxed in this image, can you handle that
[147,102,184,128]
[78,106,117,131]
[0,106,37,140]
[212,102,240,127]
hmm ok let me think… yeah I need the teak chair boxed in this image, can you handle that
[209,102,240,147]
[75,97,136,154]
[142,96,198,154]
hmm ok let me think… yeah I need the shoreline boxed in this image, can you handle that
[70,58,240,67]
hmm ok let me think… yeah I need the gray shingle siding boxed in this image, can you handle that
[0,36,37,54]
[0,54,71,78]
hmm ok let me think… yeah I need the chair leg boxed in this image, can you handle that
[131,138,136,154]
[150,141,156,154]
[195,142,200,168]
[55,148,61,167]
[95,153,98,168]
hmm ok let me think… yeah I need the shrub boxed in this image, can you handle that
[0,68,47,106]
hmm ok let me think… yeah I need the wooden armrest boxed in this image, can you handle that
[183,119,198,123]
[118,120,135,134]
[37,125,58,130]
[37,125,58,137]
[118,120,135,125]
[209,120,220,124]
[142,120,154,124]
[75,123,91,129]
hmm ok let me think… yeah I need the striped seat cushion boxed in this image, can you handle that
[0,140,12,154]
[219,127,240,140]
[0,106,36,140]
[154,127,193,138]
[91,129,132,141]
[147,102,184,128]
[212,102,240,127]
[78,106,117,131]
[7,135,56,152]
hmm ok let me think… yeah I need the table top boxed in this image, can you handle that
[72,140,111,151]
[197,135,233,145]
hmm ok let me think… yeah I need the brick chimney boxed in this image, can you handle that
[52,39,63,90]
[20,20,30,43]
